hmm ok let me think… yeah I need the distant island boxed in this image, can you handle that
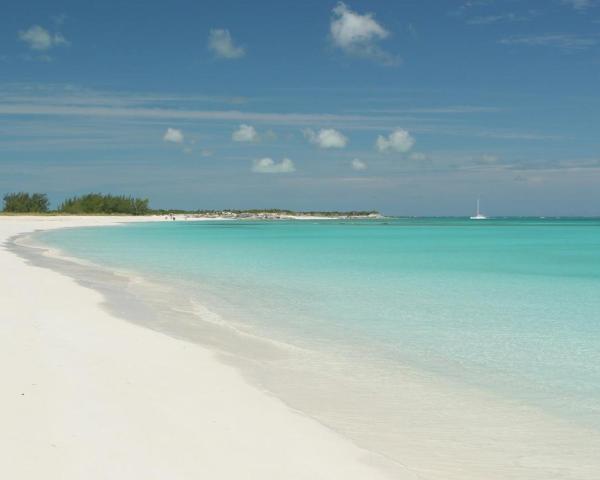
[161,210,383,220]
[1,192,382,219]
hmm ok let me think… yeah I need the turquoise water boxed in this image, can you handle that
[36,218,600,428]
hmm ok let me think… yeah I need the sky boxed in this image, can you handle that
[1,0,599,215]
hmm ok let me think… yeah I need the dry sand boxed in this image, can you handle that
[0,216,408,480]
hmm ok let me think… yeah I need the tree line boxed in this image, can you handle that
[2,192,150,215]
[2,193,50,213]
[2,192,379,217]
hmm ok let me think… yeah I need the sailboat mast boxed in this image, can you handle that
[470,197,487,219]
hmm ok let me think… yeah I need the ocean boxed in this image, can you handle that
[29,218,600,478]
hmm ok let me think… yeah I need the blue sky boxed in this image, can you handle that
[1,0,599,215]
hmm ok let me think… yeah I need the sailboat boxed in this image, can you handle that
[470,198,487,220]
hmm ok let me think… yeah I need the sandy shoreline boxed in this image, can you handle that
[0,216,404,479]
[5,216,600,480]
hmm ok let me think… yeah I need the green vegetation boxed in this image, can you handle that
[1,191,379,217]
[2,192,49,213]
[59,194,150,215]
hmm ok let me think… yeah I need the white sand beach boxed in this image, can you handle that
[0,216,405,480]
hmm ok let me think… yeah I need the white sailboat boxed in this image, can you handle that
[470,198,487,220]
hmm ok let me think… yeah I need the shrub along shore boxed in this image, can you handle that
[1,192,379,217]
[2,193,149,215]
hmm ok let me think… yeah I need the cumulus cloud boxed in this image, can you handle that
[304,128,348,148]
[351,159,367,171]
[18,25,67,51]
[208,29,245,59]
[252,157,296,173]
[163,127,184,143]
[375,129,415,153]
[330,2,398,65]
[232,124,258,142]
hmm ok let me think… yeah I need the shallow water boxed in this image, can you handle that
[29,218,600,479]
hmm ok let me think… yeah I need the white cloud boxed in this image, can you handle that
[376,129,415,153]
[252,157,296,173]
[0,100,372,126]
[562,0,593,10]
[163,127,184,143]
[18,25,67,51]
[304,128,348,148]
[330,2,398,65]
[208,29,245,59]
[351,159,367,171]
[0,86,557,141]
[232,124,258,142]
